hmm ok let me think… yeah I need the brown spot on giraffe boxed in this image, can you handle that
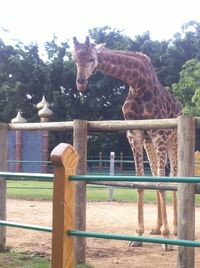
[73,36,182,250]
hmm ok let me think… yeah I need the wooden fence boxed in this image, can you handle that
[0,115,199,267]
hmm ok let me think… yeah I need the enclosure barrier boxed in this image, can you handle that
[48,139,200,267]
[0,171,53,238]
[50,121,197,268]
[0,116,198,267]
[0,140,198,268]
[0,143,78,268]
[54,116,196,268]
[0,168,200,266]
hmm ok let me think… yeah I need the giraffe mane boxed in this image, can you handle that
[101,48,151,64]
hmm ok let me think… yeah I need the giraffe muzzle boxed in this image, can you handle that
[76,78,88,91]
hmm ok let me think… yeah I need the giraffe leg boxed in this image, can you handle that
[143,141,162,235]
[129,188,144,247]
[156,143,173,251]
[150,191,162,235]
[127,131,144,247]
[172,192,177,236]
[168,135,178,236]
[158,190,173,251]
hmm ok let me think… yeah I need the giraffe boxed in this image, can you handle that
[72,36,182,250]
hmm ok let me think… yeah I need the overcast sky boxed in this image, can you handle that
[0,0,199,49]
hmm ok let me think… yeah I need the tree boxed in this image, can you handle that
[172,58,200,115]
[2,22,200,156]
[0,39,47,122]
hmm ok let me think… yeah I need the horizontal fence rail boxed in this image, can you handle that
[8,121,74,131]
[1,219,200,248]
[0,220,52,232]
[0,171,53,180]
[7,118,200,131]
[68,230,200,248]
[70,175,200,183]
[87,119,178,131]
[8,118,178,131]
[1,220,200,247]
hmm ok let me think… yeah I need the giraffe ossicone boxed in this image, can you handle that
[73,36,181,251]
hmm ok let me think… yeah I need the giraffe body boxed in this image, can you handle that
[73,37,181,250]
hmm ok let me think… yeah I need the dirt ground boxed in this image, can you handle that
[5,199,200,267]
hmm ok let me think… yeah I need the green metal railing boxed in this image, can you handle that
[0,220,52,232]
[1,219,199,248]
[0,171,53,181]
[0,172,53,234]
[68,230,200,248]
[70,174,200,183]
[66,174,200,248]
[0,171,200,249]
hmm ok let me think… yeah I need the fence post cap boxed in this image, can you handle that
[51,143,78,169]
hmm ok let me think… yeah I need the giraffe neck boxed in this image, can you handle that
[97,49,154,89]
[96,49,181,120]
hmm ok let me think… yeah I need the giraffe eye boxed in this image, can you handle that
[88,58,95,63]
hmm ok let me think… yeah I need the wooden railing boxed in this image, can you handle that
[0,116,199,267]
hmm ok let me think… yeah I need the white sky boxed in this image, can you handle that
[0,0,200,50]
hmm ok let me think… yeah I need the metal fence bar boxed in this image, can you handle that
[70,175,200,183]
[0,221,200,249]
[68,230,200,248]
[109,152,115,201]
[0,171,53,180]
[0,220,52,232]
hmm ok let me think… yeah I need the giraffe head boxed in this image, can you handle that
[73,36,105,91]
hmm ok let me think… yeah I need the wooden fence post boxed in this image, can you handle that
[51,143,78,268]
[0,123,8,251]
[73,120,88,264]
[177,116,195,268]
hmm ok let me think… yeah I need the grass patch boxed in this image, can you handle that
[7,181,53,200]
[7,180,200,204]
[87,186,174,203]
[0,251,49,268]
[0,252,94,268]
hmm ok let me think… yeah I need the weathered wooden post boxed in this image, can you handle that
[177,115,195,268]
[73,120,88,264]
[0,123,8,251]
[51,143,78,268]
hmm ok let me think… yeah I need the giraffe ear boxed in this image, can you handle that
[73,36,80,48]
[85,36,90,46]
[95,43,106,53]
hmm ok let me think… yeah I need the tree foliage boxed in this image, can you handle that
[1,21,200,154]
[172,59,200,115]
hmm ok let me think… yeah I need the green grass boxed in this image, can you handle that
[0,251,49,268]
[7,181,53,200]
[87,186,173,203]
[7,180,200,204]
[0,251,94,268]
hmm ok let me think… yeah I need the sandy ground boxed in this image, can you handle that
[5,199,200,267]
